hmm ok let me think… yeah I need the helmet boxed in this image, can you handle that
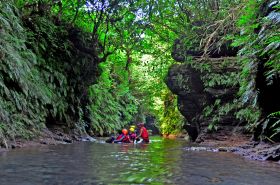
[130,125,136,129]
[122,129,128,135]
[129,127,135,132]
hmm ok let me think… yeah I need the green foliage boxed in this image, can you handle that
[87,49,139,135]
[253,111,280,142]
[233,0,280,137]
[156,92,185,135]
[5,0,278,141]
[0,0,101,144]
[233,1,264,107]
[130,49,183,134]
[188,58,242,88]
[147,0,245,134]
[0,1,49,142]
[167,0,279,140]
[88,84,138,136]
[202,72,240,87]
[23,15,71,122]
[268,111,280,139]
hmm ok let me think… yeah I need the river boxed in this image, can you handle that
[0,137,279,185]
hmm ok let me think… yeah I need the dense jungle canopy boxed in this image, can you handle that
[0,0,279,146]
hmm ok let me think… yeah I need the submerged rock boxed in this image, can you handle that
[80,136,97,142]
[256,145,280,161]
[185,141,280,162]
[184,146,220,152]
[231,143,280,162]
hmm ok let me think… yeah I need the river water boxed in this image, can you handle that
[0,137,279,185]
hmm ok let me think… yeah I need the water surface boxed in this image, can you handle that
[0,137,280,185]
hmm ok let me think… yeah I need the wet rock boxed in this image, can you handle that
[240,144,253,149]
[40,141,48,145]
[218,147,228,152]
[10,143,22,149]
[184,135,191,142]
[229,147,238,152]
[231,143,280,162]
[81,136,97,142]
[57,141,69,145]
[145,116,160,135]
[184,146,221,152]
[63,138,73,143]
[57,132,64,137]
[185,146,208,151]
[185,143,280,162]
[72,135,80,141]
[257,145,280,161]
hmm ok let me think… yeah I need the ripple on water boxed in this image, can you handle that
[0,137,280,185]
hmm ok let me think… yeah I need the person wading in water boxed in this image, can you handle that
[113,129,130,143]
[136,123,149,143]
[129,127,136,143]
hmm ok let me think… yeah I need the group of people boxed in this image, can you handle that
[106,123,149,144]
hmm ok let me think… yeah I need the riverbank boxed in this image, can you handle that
[0,128,96,153]
[183,132,280,163]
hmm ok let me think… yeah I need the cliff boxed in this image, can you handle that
[166,0,280,143]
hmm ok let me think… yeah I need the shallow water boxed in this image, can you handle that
[0,137,280,185]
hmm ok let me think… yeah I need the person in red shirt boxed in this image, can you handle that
[113,129,131,143]
[136,123,149,143]
[106,130,122,143]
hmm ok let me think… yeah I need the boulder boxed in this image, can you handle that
[166,60,241,141]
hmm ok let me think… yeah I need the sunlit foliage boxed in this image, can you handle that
[1,0,279,142]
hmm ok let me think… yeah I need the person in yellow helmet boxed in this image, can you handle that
[129,126,136,143]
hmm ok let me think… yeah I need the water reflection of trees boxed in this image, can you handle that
[117,137,184,184]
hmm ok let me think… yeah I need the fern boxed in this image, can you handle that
[233,0,280,138]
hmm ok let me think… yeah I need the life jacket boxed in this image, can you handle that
[116,134,123,140]
[122,135,130,143]
[129,133,136,140]
[141,127,149,142]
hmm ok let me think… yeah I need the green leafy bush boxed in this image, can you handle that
[0,1,50,143]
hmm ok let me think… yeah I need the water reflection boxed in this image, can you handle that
[101,138,184,184]
[0,137,280,185]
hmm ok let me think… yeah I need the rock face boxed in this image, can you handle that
[171,38,238,62]
[165,0,243,142]
[166,64,208,140]
[145,116,160,135]
[166,61,240,141]
[166,0,280,143]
